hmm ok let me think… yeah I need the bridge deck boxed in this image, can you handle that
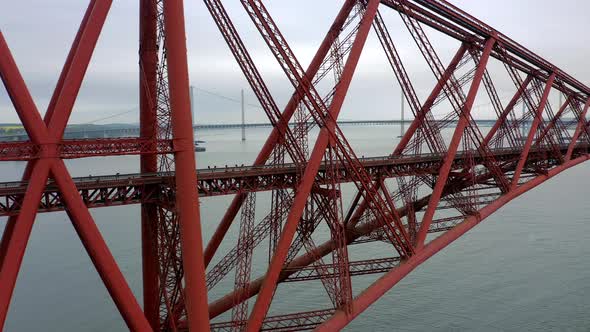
[0,144,580,217]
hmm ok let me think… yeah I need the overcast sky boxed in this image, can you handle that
[1,0,589,124]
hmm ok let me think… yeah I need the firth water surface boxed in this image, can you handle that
[2,125,590,331]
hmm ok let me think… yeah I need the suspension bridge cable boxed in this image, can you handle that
[194,87,263,110]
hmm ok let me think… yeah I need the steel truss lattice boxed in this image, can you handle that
[1,0,590,331]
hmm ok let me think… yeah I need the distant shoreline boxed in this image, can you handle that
[0,118,568,140]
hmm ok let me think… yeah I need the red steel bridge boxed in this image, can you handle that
[1,0,590,331]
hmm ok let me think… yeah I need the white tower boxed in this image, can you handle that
[241,89,246,141]
[190,85,196,126]
[398,92,405,138]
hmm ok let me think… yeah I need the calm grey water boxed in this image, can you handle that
[2,125,590,331]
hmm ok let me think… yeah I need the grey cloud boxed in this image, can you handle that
[1,0,589,124]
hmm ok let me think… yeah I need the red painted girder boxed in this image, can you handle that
[0,1,153,330]
[404,0,590,97]
[0,160,51,328]
[0,145,576,218]
[481,75,533,148]
[52,160,152,331]
[525,78,566,159]
[372,8,447,155]
[205,190,312,290]
[400,13,510,193]
[533,94,573,162]
[414,37,497,248]
[207,163,511,319]
[568,100,590,145]
[257,11,415,258]
[0,26,54,275]
[203,0,359,268]
[0,138,173,161]
[210,309,335,332]
[380,0,589,104]
[162,0,210,329]
[201,3,359,303]
[0,1,99,286]
[240,1,404,329]
[284,257,401,282]
[138,0,159,327]
[394,43,466,156]
[511,73,556,188]
[0,37,48,143]
[201,1,366,306]
[203,0,303,163]
[566,98,590,161]
[469,48,522,150]
[316,154,590,331]
[238,0,412,261]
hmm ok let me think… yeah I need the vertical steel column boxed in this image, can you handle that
[162,0,210,330]
[139,0,159,328]
[245,1,381,330]
[414,37,496,248]
[511,73,556,188]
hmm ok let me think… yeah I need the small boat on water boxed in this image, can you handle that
[195,140,206,152]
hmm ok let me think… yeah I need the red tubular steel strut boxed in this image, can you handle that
[0,0,98,268]
[511,73,556,188]
[567,99,590,161]
[481,75,534,148]
[4,0,590,330]
[400,10,510,193]
[372,8,445,155]
[394,43,467,156]
[347,42,468,232]
[240,1,398,330]
[201,0,362,314]
[154,0,193,327]
[162,0,211,330]
[415,37,497,248]
[206,1,590,326]
[206,159,538,320]
[241,0,413,255]
[535,95,572,150]
[317,154,590,330]
[139,0,160,328]
[203,0,359,267]
[0,1,152,330]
